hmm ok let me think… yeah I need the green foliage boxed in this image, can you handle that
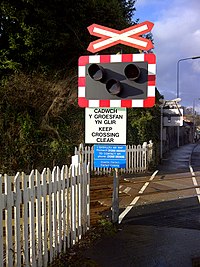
[127,106,160,145]
[98,218,118,235]
[0,0,137,78]
[0,0,161,174]
[0,72,84,174]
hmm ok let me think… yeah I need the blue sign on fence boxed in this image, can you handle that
[94,145,126,168]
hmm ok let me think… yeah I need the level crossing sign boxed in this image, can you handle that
[87,21,154,53]
[85,107,127,144]
[78,21,156,109]
[78,53,156,108]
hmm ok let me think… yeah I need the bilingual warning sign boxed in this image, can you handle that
[85,108,127,144]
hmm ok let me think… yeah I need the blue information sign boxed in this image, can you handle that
[94,145,126,168]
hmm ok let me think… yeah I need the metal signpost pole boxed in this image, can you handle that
[112,168,119,223]
[93,144,126,224]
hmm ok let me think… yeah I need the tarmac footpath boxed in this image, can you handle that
[157,143,197,173]
[82,143,200,267]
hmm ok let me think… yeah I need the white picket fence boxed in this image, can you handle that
[0,163,90,267]
[75,141,153,175]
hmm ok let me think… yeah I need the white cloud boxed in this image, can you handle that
[192,60,200,73]
[146,0,200,106]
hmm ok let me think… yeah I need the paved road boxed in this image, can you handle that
[84,143,200,267]
[85,197,200,267]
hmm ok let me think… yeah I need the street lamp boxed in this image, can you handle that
[176,56,200,147]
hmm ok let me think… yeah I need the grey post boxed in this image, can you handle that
[112,168,119,223]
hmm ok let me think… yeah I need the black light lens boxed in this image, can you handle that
[124,64,140,81]
[88,64,105,81]
[106,79,122,96]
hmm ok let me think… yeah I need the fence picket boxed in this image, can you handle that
[56,166,62,254]
[35,169,42,266]
[47,168,53,262]
[82,164,87,235]
[0,175,3,265]
[66,166,70,249]
[77,165,82,240]
[70,166,76,246]
[5,174,13,266]
[22,172,30,266]
[60,166,67,252]
[28,170,35,266]
[86,164,90,229]
[52,167,58,257]
[41,168,48,266]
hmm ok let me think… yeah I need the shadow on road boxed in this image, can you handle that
[122,196,200,230]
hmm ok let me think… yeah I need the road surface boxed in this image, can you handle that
[86,143,200,267]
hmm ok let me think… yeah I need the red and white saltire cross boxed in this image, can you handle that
[87,21,154,53]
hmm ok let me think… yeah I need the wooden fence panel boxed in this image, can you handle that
[0,162,90,266]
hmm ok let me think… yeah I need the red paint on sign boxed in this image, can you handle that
[87,21,154,53]
[78,53,156,108]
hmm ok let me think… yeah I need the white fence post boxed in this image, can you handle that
[0,175,3,266]
[29,170,36,266]
[41,168,48,267]
[5,174,14,267]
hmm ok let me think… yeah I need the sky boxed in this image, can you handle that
[134,0,200,111]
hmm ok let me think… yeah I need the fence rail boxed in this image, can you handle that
[0,163,90,267]
[75,141,153,175]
